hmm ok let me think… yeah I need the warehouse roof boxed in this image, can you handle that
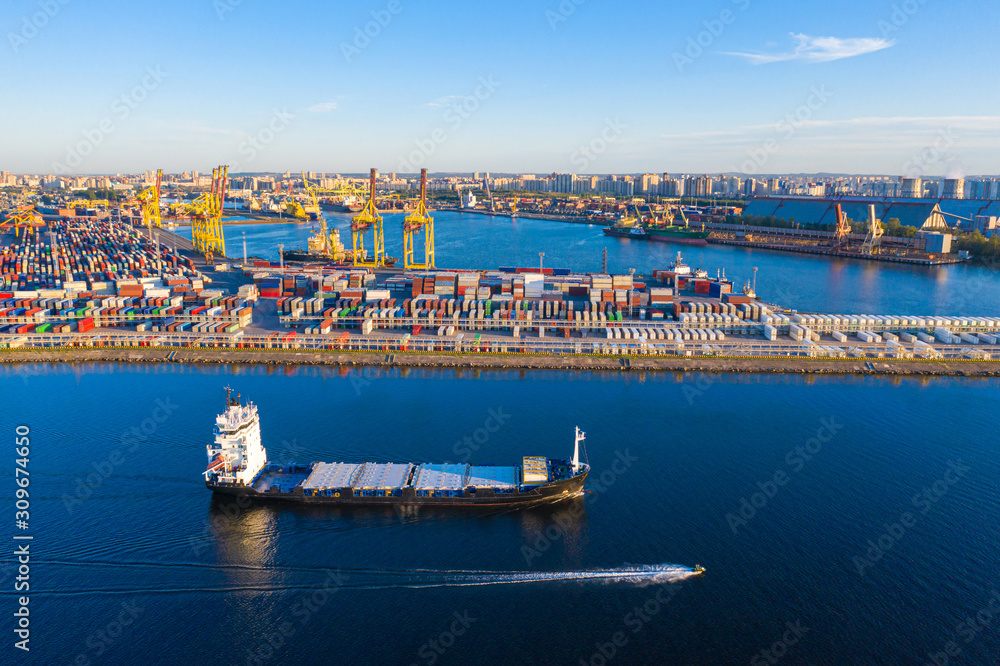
[744,197,950,230]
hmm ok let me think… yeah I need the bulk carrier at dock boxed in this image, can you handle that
[204,389,590,506]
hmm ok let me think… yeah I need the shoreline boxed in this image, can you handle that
[3,347,998,377]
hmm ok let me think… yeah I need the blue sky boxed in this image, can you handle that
[3,0,998,176]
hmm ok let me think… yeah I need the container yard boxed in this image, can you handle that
[1,219,202,291]
[2,221,1000,370]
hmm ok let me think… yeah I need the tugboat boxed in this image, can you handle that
[204,389,590,506]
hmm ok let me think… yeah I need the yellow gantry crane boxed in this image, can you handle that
[351,168,384,268]
[403,168,435,270]
[190,165,228,258]
[300,172,322,220]
[1,206,41,239]
[137,169,163,228]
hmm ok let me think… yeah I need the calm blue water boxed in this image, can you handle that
[180,211,1000,316]
[2,365,999,665]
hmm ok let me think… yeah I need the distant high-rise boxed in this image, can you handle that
[900,177,922,198]
[942,178,965,199]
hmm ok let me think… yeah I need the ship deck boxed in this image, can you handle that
[253,467,312,493]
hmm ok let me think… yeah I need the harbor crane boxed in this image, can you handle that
[832,203,852,251]
[190,165,228,259]
[300,172,323,220]
[484,178,495,212]
[403,168,435,270]
[137,169,163,229]
[1,206,40,239]
[861,204,884,255]
[351,168,385,268]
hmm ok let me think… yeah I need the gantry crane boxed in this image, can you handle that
[832,203,851,251]
[351,168,385,268]
[300,172,321,220]
[403,168,435,269]
[1,205,40,239]
[861,204,884,255]
[137,169,163,229]
[190,165,228,259]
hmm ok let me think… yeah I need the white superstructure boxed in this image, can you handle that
[204,389,267,486]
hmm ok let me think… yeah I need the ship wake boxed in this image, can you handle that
[400,564,700,588]
[15,562,702,597]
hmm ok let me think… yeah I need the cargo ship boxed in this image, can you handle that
[603,221,709,246]
[204,389,590,506]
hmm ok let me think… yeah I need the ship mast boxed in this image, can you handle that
[572,427,585,474]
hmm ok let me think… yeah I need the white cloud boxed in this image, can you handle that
[425,95,463,107]
[306,101,338,113]
[723,33,894,64]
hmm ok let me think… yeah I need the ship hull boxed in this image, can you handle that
[646,233,709,246]
[207,467,588,507]
[603,227,709,245]
[602,227,640,239]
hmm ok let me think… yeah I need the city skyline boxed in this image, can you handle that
[4,0,999,176]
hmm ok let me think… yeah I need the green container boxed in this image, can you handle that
[36,323,51,333]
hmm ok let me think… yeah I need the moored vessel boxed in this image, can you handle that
[204,389,590,506]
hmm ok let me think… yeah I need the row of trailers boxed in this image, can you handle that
[1,331,997,360]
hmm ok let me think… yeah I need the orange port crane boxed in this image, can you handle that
[833,203,851,251]
[351,168,385,268]
[403,168,435,270]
